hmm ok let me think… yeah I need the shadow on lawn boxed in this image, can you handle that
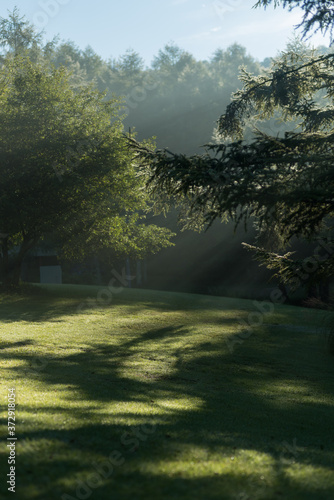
[2,319,334,498]
[0,286,257,324]
[0,339,34,349]
[0,294,82,323]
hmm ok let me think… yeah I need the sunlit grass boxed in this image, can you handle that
[0,285,333,499]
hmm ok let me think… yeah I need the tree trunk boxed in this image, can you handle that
[2,243,24,288]
[307,283,318,300]
[3,259,22,287]
[278,282,289,301]
[1,237,38,288]
[319,280,330,304]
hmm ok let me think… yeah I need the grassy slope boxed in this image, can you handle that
[0,285,334,500]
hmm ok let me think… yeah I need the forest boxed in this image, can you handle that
[2,6,331,303]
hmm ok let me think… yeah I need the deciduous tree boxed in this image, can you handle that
[0,55,173,287]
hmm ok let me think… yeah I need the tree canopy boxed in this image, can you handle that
[5,5,334,295]
[129,1,334,299]
[130,43,334,239]
[0,7,269,291]
[0,49,173,286]
[0,6,42,54]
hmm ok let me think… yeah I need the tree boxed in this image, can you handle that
[129,1,334,300]
[0,6,42,55]
[0,54,173,287]
[152,43,194,73]
[0,7,58,62]
[118,49,145,75]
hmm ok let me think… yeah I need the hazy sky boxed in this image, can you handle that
[0,0,330,65]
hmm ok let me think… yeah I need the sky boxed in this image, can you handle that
[0,0,331,65]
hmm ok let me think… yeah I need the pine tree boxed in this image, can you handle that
[130,0,334,301]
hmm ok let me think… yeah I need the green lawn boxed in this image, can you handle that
[1,285,334,500]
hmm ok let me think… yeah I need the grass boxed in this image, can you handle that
[0,284,334,500]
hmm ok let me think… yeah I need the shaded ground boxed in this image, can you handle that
[0,285,333,499]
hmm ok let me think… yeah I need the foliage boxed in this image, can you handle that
[0,53,173,285]
[7,7,333,292]
[242,241,334,289]
[43,39,260,154]
[0,7,57,61]
[129,23,334,296]
[0,6,42,54]
[0,7,268,291]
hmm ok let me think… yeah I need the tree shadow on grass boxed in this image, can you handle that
[1,319,334,499]
[0,285,262,324]
[0,294,83,323]
[0,339,34,349]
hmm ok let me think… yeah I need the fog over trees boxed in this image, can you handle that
[1,5,333,301]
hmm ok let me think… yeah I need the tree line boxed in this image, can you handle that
[131,0,334,304]
[0,7,266,288]
[2,3,333,303]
